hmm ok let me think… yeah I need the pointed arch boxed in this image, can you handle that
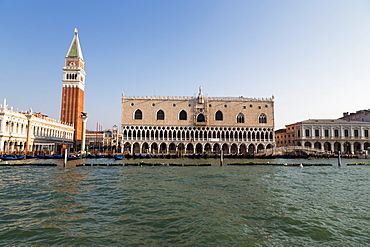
[237,113,245,123]
[179,110,187,120]
[134,109,143,120]
[215,110,223,121]
[197,114,205,122]
[258,113,267,123]
[157,110,165,120]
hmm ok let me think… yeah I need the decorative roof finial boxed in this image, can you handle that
[74,28,78,34]
[198,86,204,104]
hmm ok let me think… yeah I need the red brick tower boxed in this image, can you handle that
[60,28,86,144]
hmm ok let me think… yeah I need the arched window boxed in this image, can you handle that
[215,110,223,121]
[179,110,187,120]
[237,113,245,123]
[157,110,165,120]
[259,113,267,123]
[134,109,142,120]
[197,114,205,122]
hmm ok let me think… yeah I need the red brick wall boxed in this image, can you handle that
[60,86,84,141]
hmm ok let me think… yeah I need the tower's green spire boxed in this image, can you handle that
[66,28,84,60]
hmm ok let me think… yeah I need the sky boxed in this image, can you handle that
[1,0,370,130]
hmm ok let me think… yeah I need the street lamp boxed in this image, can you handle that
[80,112,88,155]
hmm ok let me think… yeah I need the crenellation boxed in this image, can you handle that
[122,94,273,102]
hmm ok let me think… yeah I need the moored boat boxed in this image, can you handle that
[26,155,38,159]
[0,155,25,160]
[114,155,124,160]
[67,155,82,160]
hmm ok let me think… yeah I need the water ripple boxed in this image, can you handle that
[0,163,370,245]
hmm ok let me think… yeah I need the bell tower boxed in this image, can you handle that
[60,28,86,143]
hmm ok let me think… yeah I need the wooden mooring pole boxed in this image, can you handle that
[64,149,67,167]
[338,151,341,167]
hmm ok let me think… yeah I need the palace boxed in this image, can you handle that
[121,88,275,155]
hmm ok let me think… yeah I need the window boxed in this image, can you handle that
[179,110,187,120]
[215,111,223,121]
[258,113,267,123]
[305,129,310,137]
[298,129,301,137]
[354,129,359,137]
[335,129,339,137]
[365,130,369,138]
[344,129,349,137]
[157,110,165,120]
[325,129,329,137]
[315,129,319,137]
[197,114,205,122]
[134,109,142,120]
[237,113,245,123]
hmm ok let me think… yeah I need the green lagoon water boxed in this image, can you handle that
[1,158,370,246]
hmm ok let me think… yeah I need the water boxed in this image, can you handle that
[1,158,370,246]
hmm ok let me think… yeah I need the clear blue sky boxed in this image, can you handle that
[1,0,370,130]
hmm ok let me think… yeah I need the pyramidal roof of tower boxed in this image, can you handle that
[66,28,84,60]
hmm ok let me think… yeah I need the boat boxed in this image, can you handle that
[0,155,25,160]
[26,155,38,159]
[67,155,82,160]
[114,155,124,160]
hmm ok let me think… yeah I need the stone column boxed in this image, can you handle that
[25,113,33,152]
[0,140,4,153]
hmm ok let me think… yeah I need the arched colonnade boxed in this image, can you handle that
[297,141,370,154]
[121,141,274,155]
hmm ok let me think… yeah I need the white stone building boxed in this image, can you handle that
[276,119,370,154]
[0,99,74,153]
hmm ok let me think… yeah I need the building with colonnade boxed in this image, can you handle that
[121,87,275,155]
[0,99,74,154]
[275,119,370,154]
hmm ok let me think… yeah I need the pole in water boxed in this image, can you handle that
[64,149,67,167]
[220,150,224,166]
[338,151,341,166]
